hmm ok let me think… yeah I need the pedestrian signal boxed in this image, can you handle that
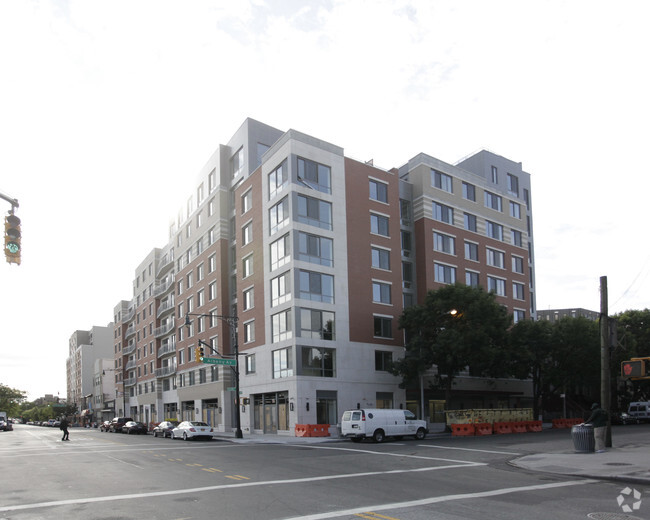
[621,359,646,378]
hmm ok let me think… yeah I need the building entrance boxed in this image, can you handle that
[254,391,288,433]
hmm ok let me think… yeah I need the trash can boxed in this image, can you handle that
[571,423,595,453]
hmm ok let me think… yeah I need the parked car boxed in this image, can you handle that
[611,412,635,425]
[109,417,133,432]
[341,408,428,443]
[171,421,214,441]
[152,420,179,438]
[99,420,112,432]
[0,419,12,431]
[121,421,148,435]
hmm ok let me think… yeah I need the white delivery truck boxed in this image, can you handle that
[627,401,650,423]
[340,408,428,443]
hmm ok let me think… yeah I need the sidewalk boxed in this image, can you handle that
[509,444,650,485]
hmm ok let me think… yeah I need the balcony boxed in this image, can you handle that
[123,376,137,387]
[154,278,174,299]
[154,318,175,338]
[156,254,174,278]
[155,365,177,378]
[123,306,135,323]
[157,340,176,358]
[123,342,136,355]
[125,359,137,370]
[157,299,175,319]
[124,323,136,340]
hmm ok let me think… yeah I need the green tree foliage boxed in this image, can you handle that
[615,309,650,358]
[392,284,512,404]
[0,383,27,416]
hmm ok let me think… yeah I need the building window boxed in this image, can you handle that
[272,347,293,378]
[400,199,411,226]
[402,262,413,288]
[298,232,333,267]
[401,231,412,255]
[432,170,453,193]
[462,182,476,202]
[484,191,502,212]
[243,287,254,310]
[297,195,332,230]
[246,354,256,374]
[269,197,290,235]
[199,368,206,384]
[209,281,217,301]
[369,178,388,203]
[465,270,480,287]
[271,309,292,343]
[491,165,498,183]
[434,263,456,284]
[464,241,479,262]
[299,270,334,303]
[486,220,504,241]
[486,248,505,269]
[242,254,253,278]
[270,233,291,271]
[242,222,253,245]
[300,346,335,377]
[513,282,525,300]
[509,201,521,219]
[372,281,392,304]
[298,157,331,194]
[371,247,391,270]
[243,320,255,343]
[270,272,291,307]
[242,189,252,214]
[507,173,519,196]
[208,169,216,192]
[299,308,334,340]
[375,350,393,371]
[269,160,288,200]
[197,289,205,307]
[231,147,244,178]
[487,276,506,296]
[373,317,392,339]
[433,202,453,224]
[211,365,219,382]
[513,309,526,323]
[511,229,523,247]
[434,232,455,255]
[370,213,389,236]
[207,252,215,274]
[512,255,524,274]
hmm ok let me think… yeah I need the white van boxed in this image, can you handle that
[627,401,650,423]
[340,409,428,443]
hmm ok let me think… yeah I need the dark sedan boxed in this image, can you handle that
[121,421,148,435]
[152,420,179,438]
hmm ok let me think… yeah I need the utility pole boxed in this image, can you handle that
[600,276,612,447]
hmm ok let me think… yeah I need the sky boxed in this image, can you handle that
[1,0,649,401]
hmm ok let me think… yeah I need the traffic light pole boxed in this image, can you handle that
[184,312,242,439]
[0,191,19,210]
[600,276,612,448]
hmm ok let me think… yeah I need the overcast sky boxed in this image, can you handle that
[1,0,649,401]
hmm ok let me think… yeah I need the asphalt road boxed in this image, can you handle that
[1,424,648,520]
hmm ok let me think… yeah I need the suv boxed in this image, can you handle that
[109,417,133,432]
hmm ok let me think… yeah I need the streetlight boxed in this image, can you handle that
[184,312,242,439]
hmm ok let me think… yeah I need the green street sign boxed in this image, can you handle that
[201,357,237,366]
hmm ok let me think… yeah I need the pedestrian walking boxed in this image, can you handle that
[60,416,70,441]
[585,402,607,452]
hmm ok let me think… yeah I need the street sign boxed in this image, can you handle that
[201,357,237,366]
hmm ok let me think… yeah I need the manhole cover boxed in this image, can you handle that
[588,513,642,520]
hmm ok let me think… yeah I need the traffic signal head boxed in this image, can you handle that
[199,345,205,358]
[4,213,21,265]
[621,359,646,378]
[194,346,201,361]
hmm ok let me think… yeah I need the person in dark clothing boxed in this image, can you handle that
[60,417,70,441]
[585,403,607,452]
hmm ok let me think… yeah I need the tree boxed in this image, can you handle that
[509,319,554,419]
[392,284,512,405]
[0,384,27,416]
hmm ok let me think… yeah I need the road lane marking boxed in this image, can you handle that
[201,468,222,473]
[306,445,482,465]
[0,463,488,512]
[282,479,597,520]
[225,475,250,480]
[421,444,522,456]
[355,513,400,520]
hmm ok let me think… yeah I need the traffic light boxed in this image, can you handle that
[621,359,646,378]
[199,344,205,359]
[4,213,21,264]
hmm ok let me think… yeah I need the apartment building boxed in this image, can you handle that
[110,118,536,434]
